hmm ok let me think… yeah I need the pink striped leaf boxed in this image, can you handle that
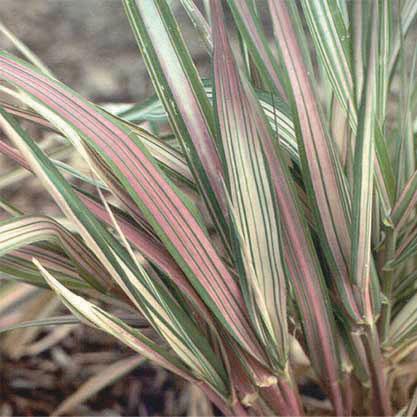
[0,133,208,313]
[226,0,287,98]
[267,0,363,324]
[211,0,288,371]
[0,215,110,292]
[78,192,211,315]
[215,0,345,413]
[0,53,266,365]
[123,0,230,250]
[0,249,87,291]
[0,108,231,397]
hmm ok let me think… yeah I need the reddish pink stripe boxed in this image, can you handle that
[80,195,209,311]
[232,1,286,99]
[0,63,229,292]
[0,56,264,359]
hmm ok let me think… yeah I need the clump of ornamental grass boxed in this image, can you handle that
[0,0,416,415]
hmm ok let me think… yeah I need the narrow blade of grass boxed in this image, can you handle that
[123,0,230,250]
[226,0,287,98]
[0,56,267,367]
[0,215,109,291]
[268,0,361,326]
[211,0,288,370]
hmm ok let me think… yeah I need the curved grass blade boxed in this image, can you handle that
[0,142,72,190]
[123,82,299,165]
[0,315,82,334]
[0,56,266,366]
[395,43,417,195]
[0,215,109,291]
[0,111,233,398]
[300,0,356,129]
[351,2,395,217]
[388,0,417,80]
[0,113,207,314]
[210,2,347,413]
[267,0,362,325]
[350,5,378,320]
[211,0,288,371]
[123,0,230,250]
[376,0,391,125]
[101,109,195,188]
[0,314,149,335]
[0,97,195,189]
[78,191,212,316]
[128,123,194,188]
[34,259,193,380]
[391,170,417,231]
[117,95,165,123]
[389,290,417,348]
[226,0,286,98]
[179,0,212,52]
[0,132,111,194]
[0,252,87,291]
[0,21,54,77]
